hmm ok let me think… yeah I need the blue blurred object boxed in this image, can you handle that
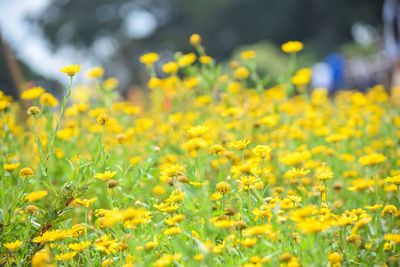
[325,53,345,92]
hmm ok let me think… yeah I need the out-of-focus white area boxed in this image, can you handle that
[0,0,158,82]
[0,0,87,82]
[312,63,333,91]
[124,10,157,39]
[351,23,377,47]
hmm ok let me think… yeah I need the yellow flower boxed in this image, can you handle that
[71,224,87,237]
[154,254,182,267]
[384,233,400,243]
[348,178,374,191]
[234,67,250,79]
[55,251,77,261]
[240,50,256,60]
[358,153,387,166]
[162,61,179,74]
[189,33,201,46]
[364,204,382,211]
[229,138,251,150]
[4,162,20,172]
[60,64,81,77]
[382,205,398,216]
[209,144,225,155]
[347,233,361,245]
[178,53,197,67]
[285,168,310,179]
[139,52,159,67]
[25,205,39,215]
[165,214,185,226]
[21,87,45,100]
[385,175,400,184]
[296,218,331,234]
[291,68,312,87]
[94,235,121,255]
[95,171,117,181]
[183,77,199,89]
[238,176,261,192]
[102,259,114,267]
[383,241,393,251]
[24,190,48,202]
[194,254,204,261]
[160,163,186,180]
[147,77,162,89]
[103,77,119,91]
[154,202,180,213]
[165,189,185,203]
[40,93,59,107]
[33,229,71,243]
[315,165,334,180]
[124,255,135,267]
[145,241,158,250]
[351,217,371,234]
[241,237,257,247]
[0,100,9,111]
[192,230,200,239]
[243,224,274,237]
[152,185,166,196]
[97,113,110,125]
[68,240,91,251]
[32,249,51,267]
[279,253,296,265]
[253,145,271,158]
[199,55,213,65]
[86,66,105,78]
[3,240,23,251]
[163,226,181,236]
[216,181,232,194]
[281,41,304,53]
[19,167,34,178]
[70,198,97,208]
[384,183,397,192]
[328,252,343,265]
[27,106,40,116]
[210,192,223,201]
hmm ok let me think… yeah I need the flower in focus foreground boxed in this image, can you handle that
[60,64,81,78]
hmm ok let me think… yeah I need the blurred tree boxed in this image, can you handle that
[0,31,57,99]
[0,32,20,98]
[33,0,383,89]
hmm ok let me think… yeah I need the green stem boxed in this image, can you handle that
[45,77,74,177]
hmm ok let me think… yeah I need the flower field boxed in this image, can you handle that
[0,36,399,266]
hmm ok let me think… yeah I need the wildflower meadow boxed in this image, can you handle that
[0,35,399,267]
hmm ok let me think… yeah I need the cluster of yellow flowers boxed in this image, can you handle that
[0,34,399,266]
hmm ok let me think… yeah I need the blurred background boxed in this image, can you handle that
[0,0,389,99]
